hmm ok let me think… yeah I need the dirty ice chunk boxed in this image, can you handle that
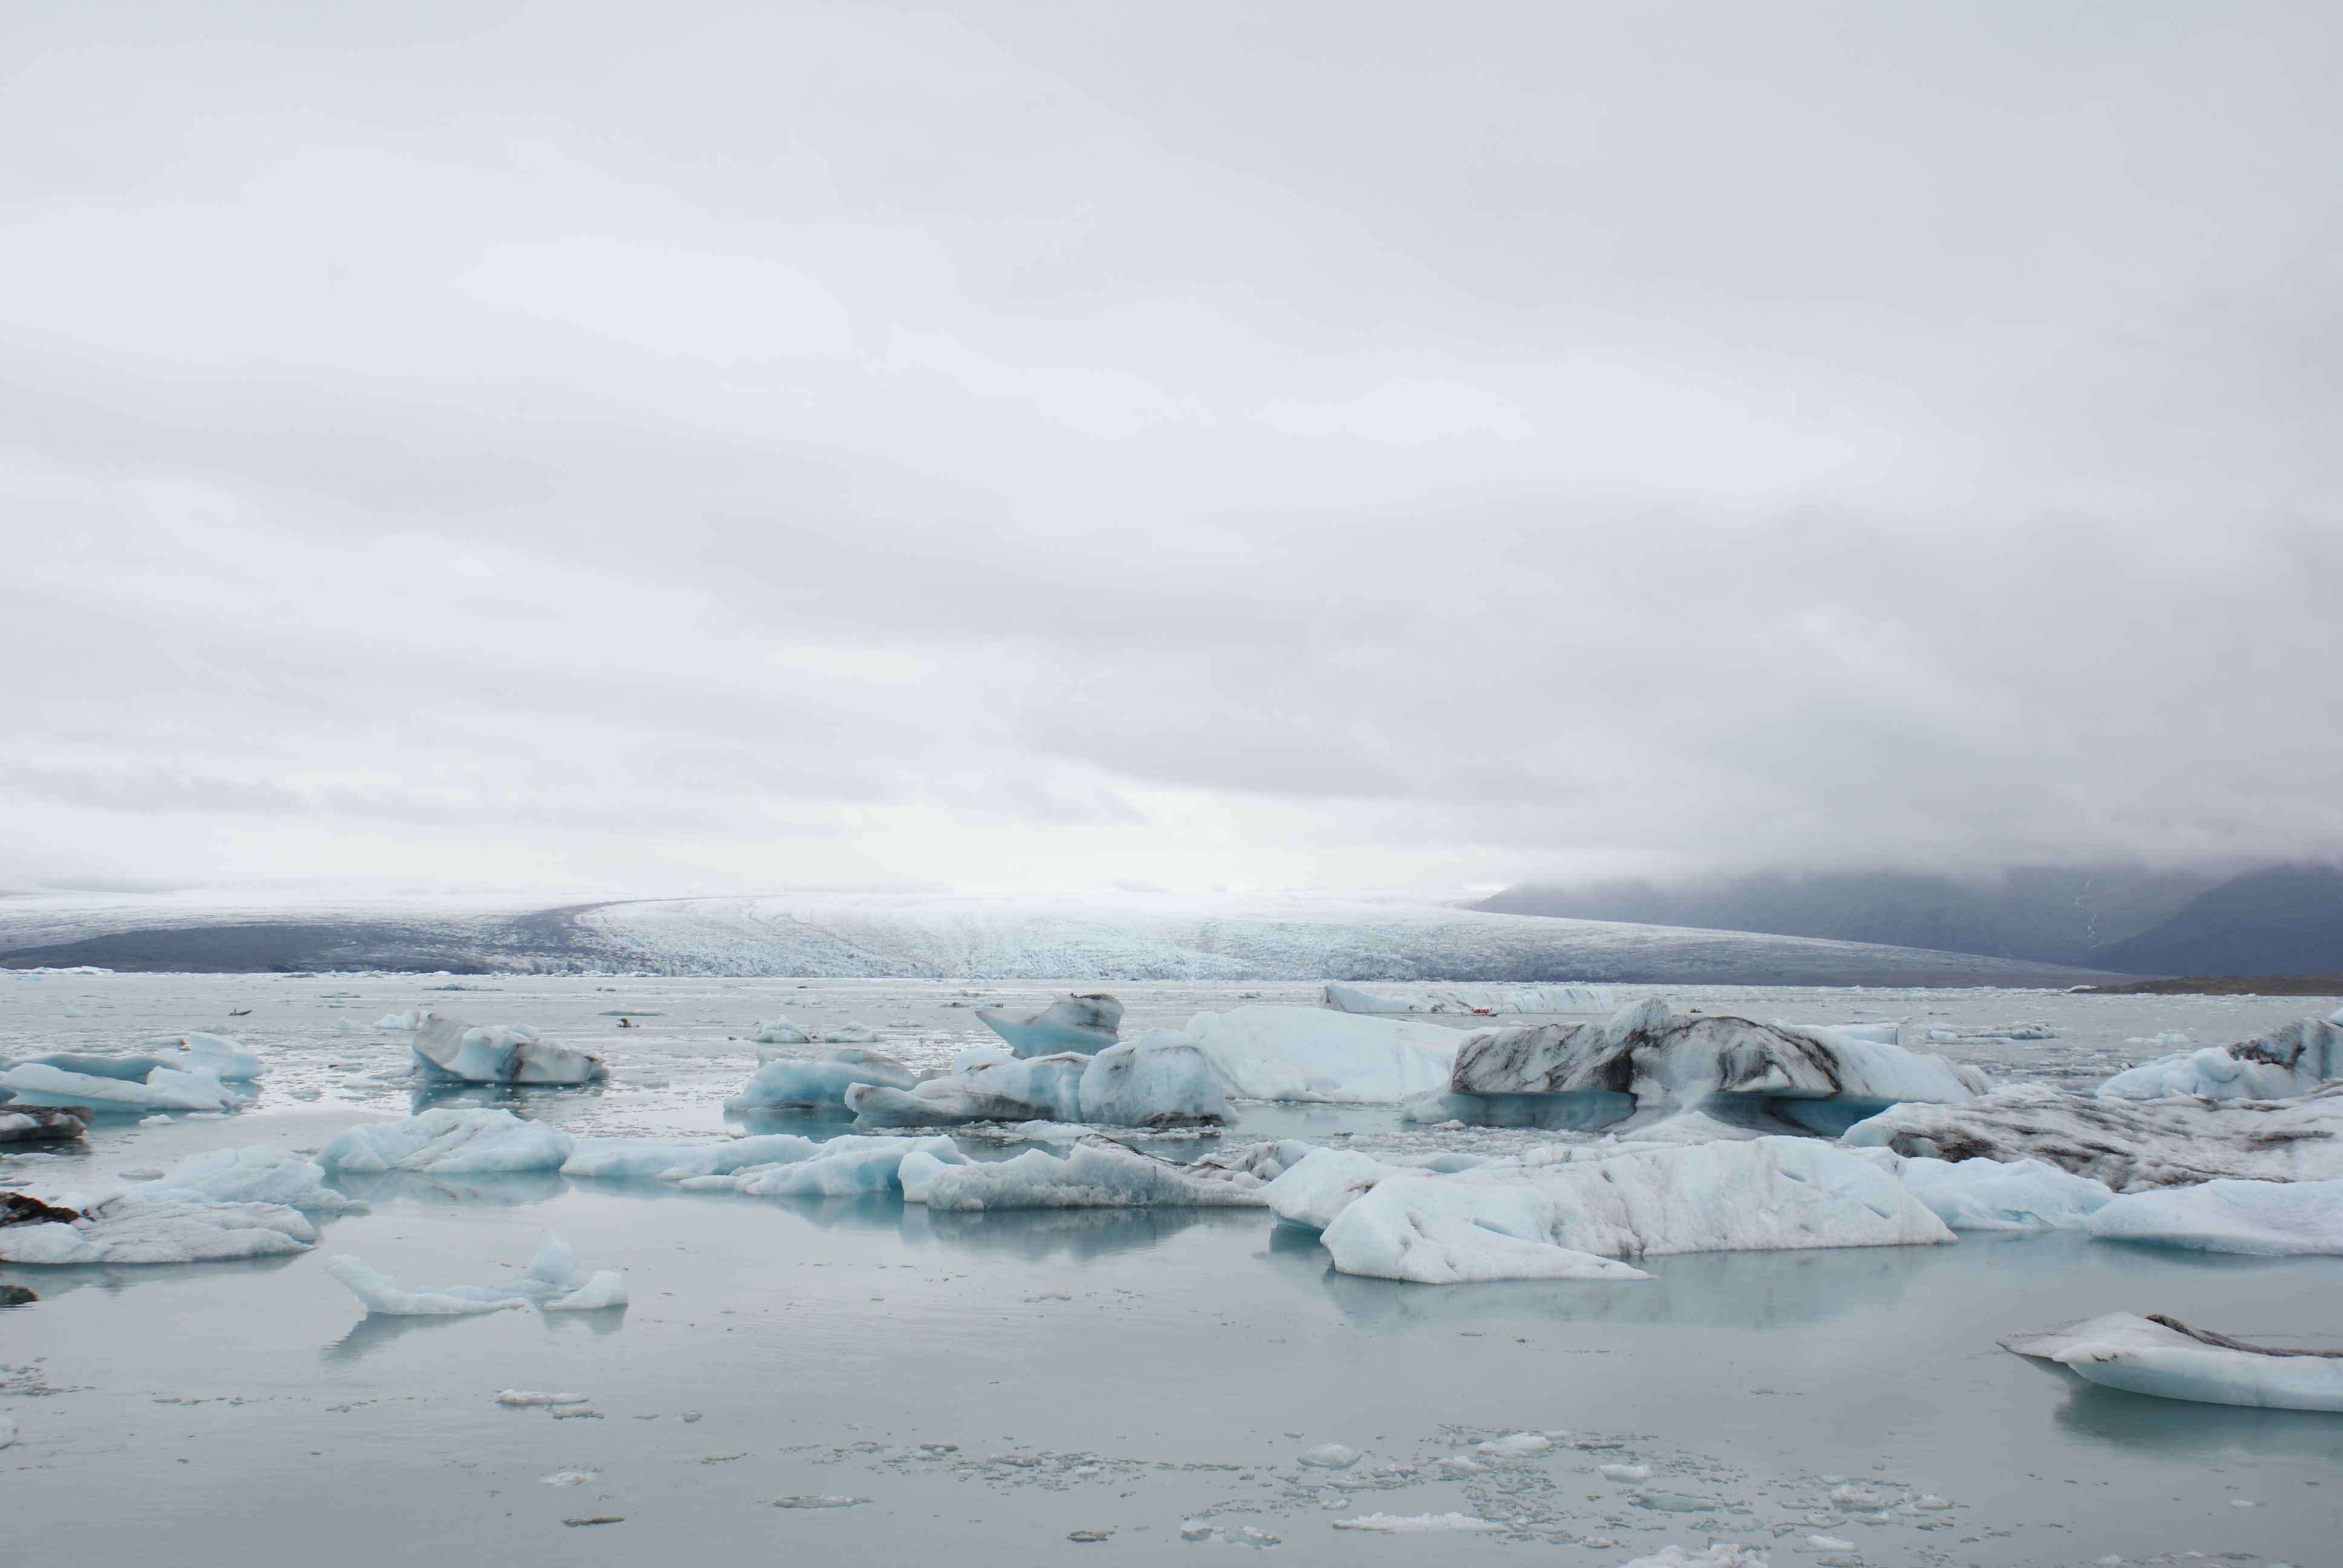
[2003,1311,2343,1410]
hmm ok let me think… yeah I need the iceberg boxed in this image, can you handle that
[723,1048,919,1112]
[127,1146,365,1215]
[1843,1082,2343,1189]
[326,1230,626,1315]
[1261,1146,1496,1232]
[1448,999,1987,1134]
[1176,1006,1466,1103]
[0,1106,88,1143]
[1844,1148,2109,1231]
[411,1016,606,1085]
[1075,1034,1227,1128]
[2086,1177,2343,1255]
[1317,1137,1953,1284]
[0,1060,234,1114]
[560,1133,825,1180]
[141,1031,264,1081]
[2004,1311,2343,1411]
[846,1053,1091,1128]
[907,1135,1268,1211]
[2097,1015,2343,1102]
[0,1191,316,1265]
[975,993,1123,1056]
[681,1135,967,1198]
[318,1109,575,1174]
[1323,982,1614,1015]
[750,1018,810,1044]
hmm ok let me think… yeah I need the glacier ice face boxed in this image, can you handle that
[1176,1005,1465,1103]
[1843,1082,2343,1189]
[907,1135,1268,1211]
[0,1060,235,1114]
[974,992,1122,1056]
[2096,1016,2343,1102]
[1316,1137,1952,1284]
[128,1147,365,1215]
[0,1192,316,1265]
[2004,1311,2343,1411]
[1450,1001,1987,1129]
[318,1109,574,1174]
[1322,982,1614,1015]
[724,1048,919,1112]
[2086,1177,2343,1255]
[410,1016,606,1085]
[1843,1148,2109,1232]
[327,1229,628,1315]
[1075,1034,1227,1128]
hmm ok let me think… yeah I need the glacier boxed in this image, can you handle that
[2004,1311,2343,1411]
[2096,1012,2343,1102]
[1322,982,1614,1015]
[410,1016,606,1085]
[974,992,1123,1056]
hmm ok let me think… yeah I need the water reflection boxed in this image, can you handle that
[407,1082,607,1116]
[321,1299,628,1365]
[326,1169,571,1207]
[2053,1377,2343,1460]
[902,1203,1247,1263]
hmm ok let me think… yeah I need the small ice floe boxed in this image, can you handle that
[1179,1521,1279,1547]
[772,1495,869,1509]
[497,1391,593,1406]
[0,1416,15,1448]
[327,1232,628,1316]
[541,1469,598,1485]
[1296,1443,1361,1469]
[319,1109,573,1174]
[974,993,1122,1057]
[125,1147,365,1215]
[140,1031,266,1081]
[0,1058,237,1114]
[1610,1548,1767,1567]
[2003,1311,2343,1410]
[1328,1512,1502,1532]
[411,1016,605,1085]
[1600,1463,1652,1482]
[561,1516,623,1527]
[1473,1432,1551,1457]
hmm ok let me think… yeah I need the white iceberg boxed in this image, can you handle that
[560,1133,825,1180]
[1262,1146,1496,1232]
[318,1109,575,1174]
[1,1191,316,1265]
[846,1053,1090,1127]
[411,1016,606,1085]
[1843,1148,2109,1232]
[1075,1034,1227,1128]
[1176,1006,1467,1103]
[140,1031,264,1081]
[1318,1137,1953,1284]
[680,1135,968,1198]
[724,1048,919,1112]
[325,1230,627,1315]
[2004,1311,2343,1411]
[1449,999,1987,1132]
[0,1060,234,1114]
[127,1146,365,1215]
[2096,1016,2343,1102]
[2086,1177,2343,1256]
[907,1136,1268,1211]
[1323,982,1614,1015]
[975,993,1122,1056]
[1843,1082,2343,1189]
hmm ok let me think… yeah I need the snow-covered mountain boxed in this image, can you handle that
[0,887,2117,984]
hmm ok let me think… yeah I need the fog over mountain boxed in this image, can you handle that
[5,3,2339,898]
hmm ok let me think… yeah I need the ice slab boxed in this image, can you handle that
[1843,1082,2343,1189]
[0,1060,234,1114]
[975,992,1122,1056]
[140,1031,264,1081]
[1844,1148,2110,1231]
[2086,1177,2343,1255]
[847,1053,1089,1128]
[2097,1016,2343,1102]
[1176,1005,1466,1103]
[1608,1548,1769,1567]
[1319,1137,1951,1284]
[1,1192,316,1264]
[683,1134,966,1198]
[327,1230,628,1315]
[411,1016,606,1085]
[318,1109,574,1174]
[724,1048,919,1112]
[128,1146,365,1215]
[560,1133,825,1180]
[2004,1311,2343,1411]
[908,1135,1268,1210]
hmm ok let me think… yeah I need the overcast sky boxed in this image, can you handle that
[5,1,2339,897]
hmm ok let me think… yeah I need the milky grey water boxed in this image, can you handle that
[5,973,2341,1566]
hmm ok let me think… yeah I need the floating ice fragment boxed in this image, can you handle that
[772,1495,869,1509]
[497,1390,592,1406]
[1608,1548,1768,1567]
[542,1470,597,1486]
[975,993,1122,1056]
[1329,1512,1502,1532]
[1296,1443,1361,1469]
[411,1016,605,1085]
[2003,1311,2343,1410]
[1473,1432,1550,1457]
[1601,1464,1651,1482]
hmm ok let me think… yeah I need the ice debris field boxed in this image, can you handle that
[4,971,2342,1568]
